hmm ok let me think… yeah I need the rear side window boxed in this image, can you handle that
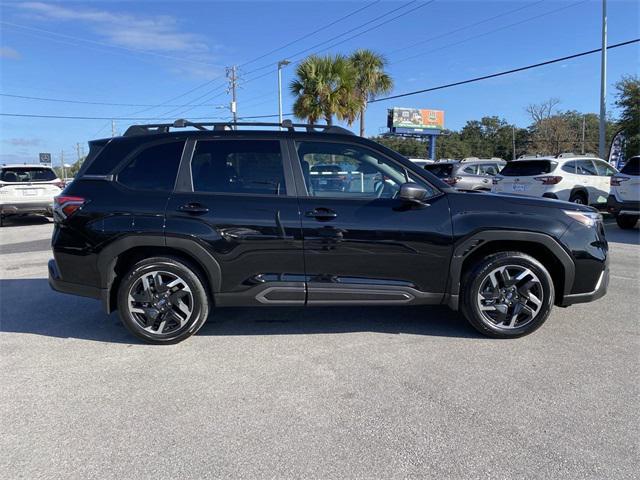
[478,164,499,175]
[621,157,639,175]
[117,141,185,191]
[424,163,455,178]
[500,160,557,176]
[576,160,597,176]
[1,167,56,182]
[191,140,285,195]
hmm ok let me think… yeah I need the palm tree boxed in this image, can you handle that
[289,54,358,126]
[350,49,393,136]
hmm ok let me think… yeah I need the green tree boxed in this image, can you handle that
[289,54,358,125]
[370,136,426,157]
[349,49,393,137]
[614,75,640,158]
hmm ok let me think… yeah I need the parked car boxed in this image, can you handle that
[49,120,608,344]
[607,155,639,229]
[309,164,348,192]
[0,164,63,226]
[424,158,505,190]
[492,154,617,206]
[408,158,434,167]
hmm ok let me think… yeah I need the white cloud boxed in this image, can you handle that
[17,2,221,78]
[0,46,21,59]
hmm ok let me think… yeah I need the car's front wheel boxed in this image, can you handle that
[461,252,555,338]
[117,256,210,344]
[616,214,638,229]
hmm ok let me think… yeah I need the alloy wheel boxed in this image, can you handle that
[476,265,544,329]
[127,270,194,336]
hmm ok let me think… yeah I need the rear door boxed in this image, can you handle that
[575,159,600,203]
[291,139,452,304]
[165,137,305,305]
[593,159,617,204]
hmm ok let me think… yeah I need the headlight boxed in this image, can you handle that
[563,210,602,227]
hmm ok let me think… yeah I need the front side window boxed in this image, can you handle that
[576,159,598,176]
[118,141,185,191]
[296,141,435,199]
[191,140,286,195]
[594,161,617,176]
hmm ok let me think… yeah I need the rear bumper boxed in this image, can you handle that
[1,201,53,215]
[607,195,640,216]
[48,258,107,304]
[559,266,609,307]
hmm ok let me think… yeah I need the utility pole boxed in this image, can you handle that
[512,126,516,160]
[227,66,238,125]
[599,0,607,159]
[76,142,81,162]
[581,116,586,154]
[60,149,65,180]
[111,119,116,137]
[277,59,291,129]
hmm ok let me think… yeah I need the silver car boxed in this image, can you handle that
[424,159,506,190]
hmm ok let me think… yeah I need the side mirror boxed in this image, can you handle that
[398,182,429,205]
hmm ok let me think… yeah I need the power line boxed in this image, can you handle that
[238,1,381,68]
[370,38,640,103]
[0,93,226,108]
[0,113,230,121]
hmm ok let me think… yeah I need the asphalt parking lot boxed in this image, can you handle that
[1,216,638,479]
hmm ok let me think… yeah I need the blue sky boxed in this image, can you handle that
[0,0,638,165]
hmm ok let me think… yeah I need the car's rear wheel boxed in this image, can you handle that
[461,252,555,338]
[616,215,638,229]
[569,191,588,205]
[117,256,210,344]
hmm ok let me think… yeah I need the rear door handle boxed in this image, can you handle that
[178,202,209,214]
[305,208,337,221]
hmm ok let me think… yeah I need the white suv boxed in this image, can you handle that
[607,155,639,229]
[0,164,64,226]
[492,154,617,206]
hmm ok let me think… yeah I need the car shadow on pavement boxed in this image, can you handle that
[0,215,52,228]
[0,279,480,344]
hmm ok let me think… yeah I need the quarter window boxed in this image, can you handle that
[191,140,286,195]
[561,161,577,174]
[296,141,436,199]
[118,141,185,191]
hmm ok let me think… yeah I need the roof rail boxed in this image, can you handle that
[122,119,355,137]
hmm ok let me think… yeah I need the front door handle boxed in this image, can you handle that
[305,208,337,221]
[178,202,209,214]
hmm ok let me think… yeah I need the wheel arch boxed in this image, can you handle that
[445,230,575,310]
[569,186,589,203]
[97,235,222,313]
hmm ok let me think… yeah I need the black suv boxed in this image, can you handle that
[49,120,609,344]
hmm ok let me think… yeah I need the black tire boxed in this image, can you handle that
[460,251,555,338]
[117,256,210,344]
[616,215,638,229]
[569,191,588,205]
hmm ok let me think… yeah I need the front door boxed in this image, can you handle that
[291,139,453,305]
[165,137,305,305]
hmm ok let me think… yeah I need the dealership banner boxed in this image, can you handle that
[388,108,445,130]
[608,129,627,169]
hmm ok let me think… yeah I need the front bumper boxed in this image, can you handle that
[559,266,609,307]
[1,201,53,215]
[48,259,107,304]
[606,195,640,216]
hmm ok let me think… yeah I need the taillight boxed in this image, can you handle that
[492,177,503,185]
[53,180,65,189]
[611,176,630,186]
[534,175,563,185]
[443,176,460,185]
[53,195,86,220]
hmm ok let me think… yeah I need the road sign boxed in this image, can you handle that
[39,153,52,164]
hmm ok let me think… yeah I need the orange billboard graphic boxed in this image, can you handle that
[389,108,445,130]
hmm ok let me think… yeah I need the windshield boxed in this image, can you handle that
[424,163,455,178]
[500,160,557,176]
[620,157,639,175]
[1,167,57,183]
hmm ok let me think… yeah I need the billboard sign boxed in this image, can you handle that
[388,108,445,130]
[39,153,52,164]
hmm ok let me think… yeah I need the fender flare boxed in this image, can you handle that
[445,230,575,310]
[97,234,222,312]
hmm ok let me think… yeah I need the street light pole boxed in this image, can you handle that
[599,0,607,159]
[278,60,290,128]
